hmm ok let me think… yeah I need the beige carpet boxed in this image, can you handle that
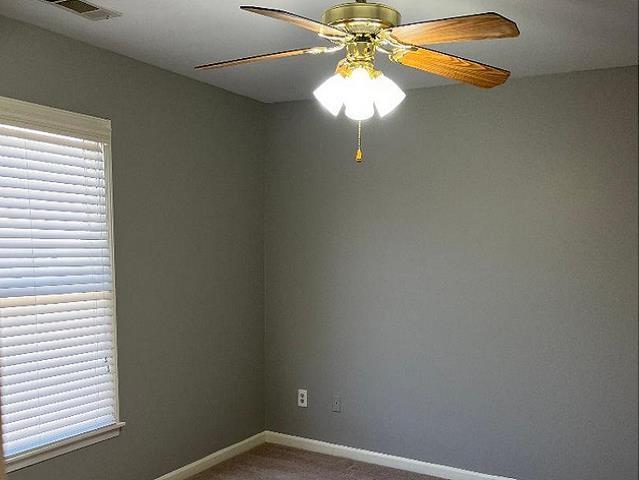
[188,444,443,480]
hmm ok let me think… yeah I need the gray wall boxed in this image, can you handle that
[264,67,638,480]
[0,16,266,480]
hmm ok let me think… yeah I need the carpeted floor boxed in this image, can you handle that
[188,444,443,480]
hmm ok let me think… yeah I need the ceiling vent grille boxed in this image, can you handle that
[40,0,121,20]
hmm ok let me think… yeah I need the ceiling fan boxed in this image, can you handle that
[195,0,519,162]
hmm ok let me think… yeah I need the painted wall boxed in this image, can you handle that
[0,16,266,480]
[264,67,638,480]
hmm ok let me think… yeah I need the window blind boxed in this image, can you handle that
[0,121,118,458]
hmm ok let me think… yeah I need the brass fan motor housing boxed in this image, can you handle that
[322,2,401,35]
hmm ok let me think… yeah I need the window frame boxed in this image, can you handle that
[0,95,124,472]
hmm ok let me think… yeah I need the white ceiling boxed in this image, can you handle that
[0,0,637,103]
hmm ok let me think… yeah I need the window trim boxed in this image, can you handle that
[5,422,126,473]
[0,95,124,472]
[0,96,111,143]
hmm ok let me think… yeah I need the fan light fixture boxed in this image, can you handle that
[314,67,406,120]
[195,1,520,163]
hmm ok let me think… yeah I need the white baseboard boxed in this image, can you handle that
[154,432,266,480]
[264,431,517,480]
[156,430,516,480]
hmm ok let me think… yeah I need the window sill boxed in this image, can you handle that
[5,422,125,473]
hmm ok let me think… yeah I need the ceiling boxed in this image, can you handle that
[0,0,637,103]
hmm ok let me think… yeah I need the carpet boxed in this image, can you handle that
[188,443,443,480]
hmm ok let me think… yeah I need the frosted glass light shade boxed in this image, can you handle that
[373,74,406,117]
[314,74,345,116]
[344,97,375,121]
[313,68,405,121]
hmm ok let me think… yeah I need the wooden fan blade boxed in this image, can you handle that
[392,47,510,88]
[195,47,322,71]
[241,6,350,39]
[386,12,519,46]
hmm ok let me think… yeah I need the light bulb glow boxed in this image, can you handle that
[313,67,405,121]
[343,68,376,121]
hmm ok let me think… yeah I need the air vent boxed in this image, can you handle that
[40,0,121,20]
[58,0,98,13]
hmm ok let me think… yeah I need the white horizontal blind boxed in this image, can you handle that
[0,119,117,458]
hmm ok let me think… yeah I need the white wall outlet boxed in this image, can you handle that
[297,389,308,408]
[332,395,341,413]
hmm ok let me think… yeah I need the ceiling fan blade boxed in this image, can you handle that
[392,47,510,88]
[195,47,325,71]
[241,6,350,39]
[385,12,519,46]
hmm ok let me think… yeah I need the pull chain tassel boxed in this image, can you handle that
[355,121,364,164]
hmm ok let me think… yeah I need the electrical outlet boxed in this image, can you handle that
[297,389,308,408]
[332,395,341,413]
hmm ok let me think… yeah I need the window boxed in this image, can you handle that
[0,96,123,471]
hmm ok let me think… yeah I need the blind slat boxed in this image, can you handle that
[2,382,114,416]
[0,186,106,205]
[1,284,112,299]
[0,152,104,176]
[3,399,114,434]
[1,291,111,312]
[0,198,106,215]
[1,266,110,278]
[0,166,105,188]
[0,176,105,197]
[0,125,103,152]
[2,323,113,348]
[2,350,113,378]
[1,332,113,358]
[0,231,108,242]
[2,373,114,405]
[2,357,112,389]
[1,273,110,286]
[2,365,111,398]
[1,307,112,328]
[0,249,110,259]
[2,316,112,337]
[0,208,106,225]
[3,391,114,425]
[1,342,113,369]
[0,139,104,165]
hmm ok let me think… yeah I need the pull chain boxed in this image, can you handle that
[355,121,364,164]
